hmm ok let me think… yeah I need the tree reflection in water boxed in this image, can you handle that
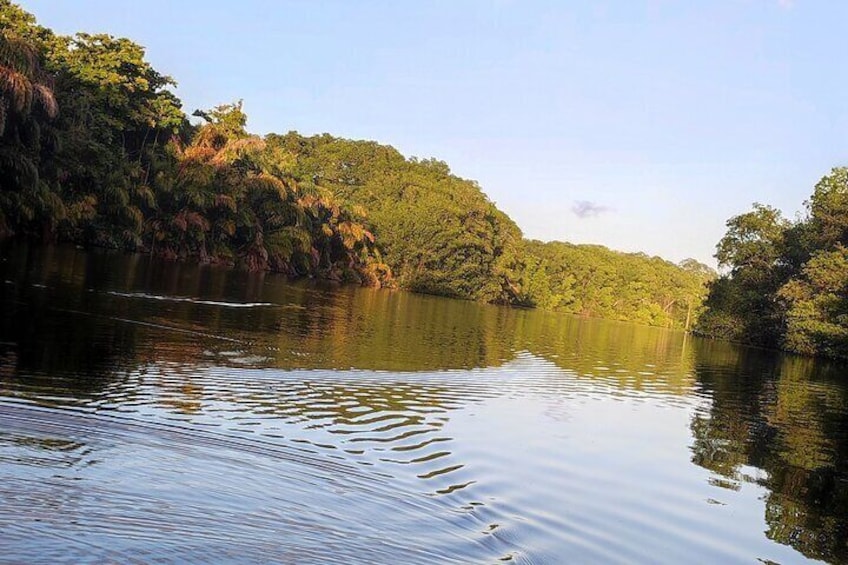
[3,244,848,562]
[691,342,848,562]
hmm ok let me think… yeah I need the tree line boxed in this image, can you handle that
[0,1,712,330]
[696,168,848,359]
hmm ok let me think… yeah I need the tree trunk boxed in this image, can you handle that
[684,298,693,332]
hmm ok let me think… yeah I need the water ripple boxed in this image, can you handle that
[2,246,843,564]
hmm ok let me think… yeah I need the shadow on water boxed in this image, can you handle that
[3,244,848,563]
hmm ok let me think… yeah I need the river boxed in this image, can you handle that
[1,244,846,563]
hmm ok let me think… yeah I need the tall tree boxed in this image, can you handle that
[0,26,59,237]
[698,168,848,359]
[698,204,792,345]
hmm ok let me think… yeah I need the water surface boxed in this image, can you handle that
[1,245,847,563]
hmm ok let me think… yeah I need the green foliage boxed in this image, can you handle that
[0,14,59,238]
[698,204,793,346]
[0,1,187,246]
[698,167,848,359]
[0,3,390,287]
[149,103,391,285]
[779,246,848,359]
[267,133,526,302]
[715,203,789,272]
[0,1,713,323]
[49,31,185,247]
[807,167,848,249]
[523,240,713,329]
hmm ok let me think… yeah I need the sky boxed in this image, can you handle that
[21,0,848,266]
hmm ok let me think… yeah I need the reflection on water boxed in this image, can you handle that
[2,244,848,563]
[690,344,848,563]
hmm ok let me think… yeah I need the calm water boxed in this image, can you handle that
[2,245,847,564]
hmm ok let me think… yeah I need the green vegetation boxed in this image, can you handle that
[524,240,712,329]
[267,133,525,303]
[697,168,848,359]
[0,1,712,329]
[0,2,389,286]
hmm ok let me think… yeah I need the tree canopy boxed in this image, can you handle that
[0,1,714,330]
[697,167,848,359]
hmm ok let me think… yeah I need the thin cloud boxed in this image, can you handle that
[572,200,612,219]
[777,0,794,10]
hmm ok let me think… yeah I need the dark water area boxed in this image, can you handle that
[2,244,848,564]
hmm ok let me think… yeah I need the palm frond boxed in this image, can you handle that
[338,220,366,249]
[134,184,156,208]
[214,194,237,212]
[211,136,265,165]
[0,66,33,113]
[125,205,144,231]
[245,171,286,197]
[33,83,57,118]
[0,146,38,189]
[0,32,35,76]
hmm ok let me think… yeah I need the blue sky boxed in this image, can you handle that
[22,0,848,265]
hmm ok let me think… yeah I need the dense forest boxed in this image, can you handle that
[696,168,848,359]
[0,1,712,330]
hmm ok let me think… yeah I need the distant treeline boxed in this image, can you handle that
[696,168,848,359]
[0,1,712,329]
